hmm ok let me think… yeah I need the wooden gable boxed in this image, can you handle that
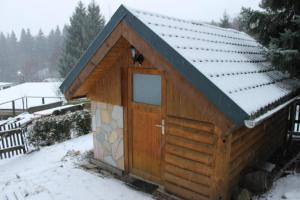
[65,21,235,133]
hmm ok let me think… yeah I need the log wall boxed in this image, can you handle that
[164,116,216,200]
[164,80,232,200]
[228,107,289,189]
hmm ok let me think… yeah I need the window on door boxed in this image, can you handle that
[133,73,161,106]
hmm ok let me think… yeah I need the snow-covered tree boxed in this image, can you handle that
[239,0,300,77]
[219,11,231,28]
[58,1,106,78]
[86,0,105,46]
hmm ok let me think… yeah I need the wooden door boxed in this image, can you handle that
[128,67,165,183]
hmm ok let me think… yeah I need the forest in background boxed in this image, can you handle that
[0,0,105,83]
[0,0,298,83]
[0,27,64,82]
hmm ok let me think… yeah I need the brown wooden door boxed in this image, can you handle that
[128,67,165,183]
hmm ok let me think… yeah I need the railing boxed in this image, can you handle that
[0,125,28,159]
[0,96,64,116]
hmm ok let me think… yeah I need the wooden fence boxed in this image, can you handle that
[0,122,21,132]
[289,100,300,140]
[0,96,64,117]
[0,124,28,159]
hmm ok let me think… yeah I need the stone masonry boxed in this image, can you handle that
[91,101,124,170]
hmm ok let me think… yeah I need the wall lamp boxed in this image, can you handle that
[130,46,144,65]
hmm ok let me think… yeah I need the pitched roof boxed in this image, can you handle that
[60,5,300,125]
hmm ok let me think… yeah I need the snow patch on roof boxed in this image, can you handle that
[128,8,300,115]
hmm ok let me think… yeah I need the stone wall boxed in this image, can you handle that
[91,101,124,170]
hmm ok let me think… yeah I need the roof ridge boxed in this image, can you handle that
[147,21,256,43]
[127,6,245,35]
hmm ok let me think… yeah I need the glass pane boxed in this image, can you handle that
[133,73,161,105]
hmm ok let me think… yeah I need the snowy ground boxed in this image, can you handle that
[0,134,153,200]
[0,82,63,109]
[254,174,300,200]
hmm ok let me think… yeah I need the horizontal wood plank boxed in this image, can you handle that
[165,182,210,200]
[166,115,214,133]
[165,172,210,196]
[167,126,216,145]
[165,154,212,176]
[0,146,25,155]
[165,163,212,186]
[167,135,214,155]
[166,144,213,165]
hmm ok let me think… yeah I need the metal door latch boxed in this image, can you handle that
[154,119,165,135]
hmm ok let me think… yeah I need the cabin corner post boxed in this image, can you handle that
[211,127,232,200]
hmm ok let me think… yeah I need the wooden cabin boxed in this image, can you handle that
[60,6,300,200]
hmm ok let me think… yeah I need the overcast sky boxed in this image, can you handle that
[0,0,261,37]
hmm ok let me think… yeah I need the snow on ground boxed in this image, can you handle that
[0,134,153,200]
[0,82,14,90]
[254,174,300,200]
[0,82,63,109]
[0,82,12,87]
[33,104,79,116]
[0,112,36,127]
[0,104,81,127]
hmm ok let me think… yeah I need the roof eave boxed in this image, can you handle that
[244,96,298,128]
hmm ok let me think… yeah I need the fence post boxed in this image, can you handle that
[12,100,15,116]
[42,97,45,105]
[26,97,28,109]
[22,97,25,112]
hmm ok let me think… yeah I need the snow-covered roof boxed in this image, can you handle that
[0,82,12,86]
[60,5,300,125]
[0,82,63,109]
[128,8,300,116]
[0,82,14,89]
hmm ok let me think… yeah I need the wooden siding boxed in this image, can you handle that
[164,116,216,200]
[87,60,122,105]
[164,80,233,200]
[229,107,289,189]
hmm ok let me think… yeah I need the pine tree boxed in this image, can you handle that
[20,29,41,81]
[239,0,300,77]
[0,33,9,81]
[219,11,231,28]
[86,0,105,45]
[48,26,63,76]
[7,32,18,81]
[58,1,105,78]
[58,1,88,78]
[35,29,48,72]
[0,27,65,82]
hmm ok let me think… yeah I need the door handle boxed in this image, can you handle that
[154,119,165,135]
